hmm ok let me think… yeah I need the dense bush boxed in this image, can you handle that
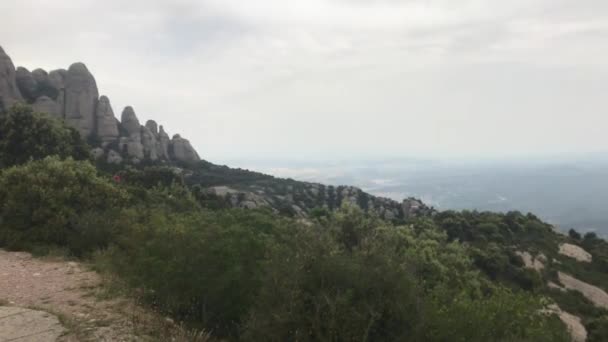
[0,105,89,168]
[94,207,285,337]
[241,207,567,342]
[588,316,608,342]
[0,156,126,252]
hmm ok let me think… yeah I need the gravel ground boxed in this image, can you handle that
[0,249,139,341]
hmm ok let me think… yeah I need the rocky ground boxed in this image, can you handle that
[0,249,207,341]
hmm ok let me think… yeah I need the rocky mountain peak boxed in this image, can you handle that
[0,46,200,164]
[145,120,158,135]
[0,45,23,111]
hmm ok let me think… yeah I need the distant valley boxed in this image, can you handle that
[230,157,608,237]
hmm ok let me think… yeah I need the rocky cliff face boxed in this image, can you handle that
[0,46,200,164]
[0,46,22,111]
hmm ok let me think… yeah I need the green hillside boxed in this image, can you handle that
[1,106,607,341]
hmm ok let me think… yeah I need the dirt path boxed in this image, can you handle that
[0,306,65,341]
[0,249,142,341]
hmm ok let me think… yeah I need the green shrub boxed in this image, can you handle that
[99,208,285,337]
[424,287,568,342]
[588,316,608,342]
[0,156,126,252]
[0,105,89,168]
[242,206,567,342]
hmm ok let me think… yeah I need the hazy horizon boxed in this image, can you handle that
[2,1,608,161]
[228,156,608,236]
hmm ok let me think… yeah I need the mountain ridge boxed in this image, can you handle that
[0,45,432,220]
[0,46,199,165]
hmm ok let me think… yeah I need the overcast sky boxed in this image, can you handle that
[1,0,607,162]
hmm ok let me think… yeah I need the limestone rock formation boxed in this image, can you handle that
[558,272,608,309]
[170,134,200,163]
[119,106,145,160]
[120,106,141,137]
[33,96,61,119]
[107,149,123,164]
[0,46,23,110]
[158,125,170,159]
[559,243,592,262]
[142,126,158,160]
[145,120,158,135]
[47,69,67,113]
[95,96,119,146]
[91,147,105,160]
[15,67,37,101]
[0,46,201,164]
[64,62,99,138]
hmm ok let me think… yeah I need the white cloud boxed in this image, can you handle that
[1,0,607,161]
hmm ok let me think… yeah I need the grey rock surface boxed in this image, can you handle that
[95,96,120,145]
[158,125,171,160]
[145,120,158,136]
[31,68,59,101]
[15,67,37,102]
[120,106,141,138]
[91,147,105,160]
[0,306,65,342]
[1,46,201,163]
[0,46,23,110]
[32,95,62,119]
[127,138,145,160]
[64,62,99,138]
[120,106,145,159]
[107,149,123,164]
[170,134,200,163]
[48,69,67,113]
[142,126,158,160]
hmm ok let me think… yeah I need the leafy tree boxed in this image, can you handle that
[569,228,582,240]
[0,105,89,167]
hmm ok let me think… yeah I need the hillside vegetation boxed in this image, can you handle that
[1,106,607,341]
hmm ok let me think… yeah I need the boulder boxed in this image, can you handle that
[118,135,144,160]
[158,125,170,159]
[106,149,123,164]
[0,46,23,110]
[142,126,158,160]
[91,147,105,160]
[127,139,144,160]
[16,67,60,104]
[48,69,67,115]
[559,243,592,262]
[170,134,200,163]
[48,69,67,91]
[119,106,145,159]
[64,62,99,138]
[558,272,608,309]
[120,106,141,138]
[32,96,61,119]
[15,67,37,102]
[95,96,119,146]
[145,120,158,136]
[31,68,59,100]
